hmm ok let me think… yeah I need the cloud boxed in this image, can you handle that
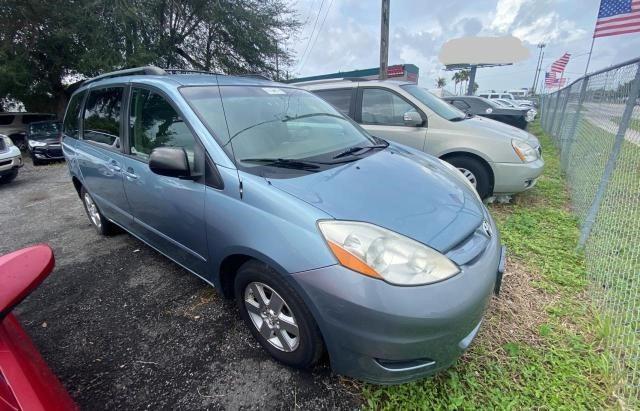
[490,0,529,32]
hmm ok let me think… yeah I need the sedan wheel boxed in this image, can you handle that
[457,167,478,188]
[244,282,300,352]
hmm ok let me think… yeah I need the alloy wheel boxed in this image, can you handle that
[244,282,300,352]
[84,193,102,229]
[457,167,478,188]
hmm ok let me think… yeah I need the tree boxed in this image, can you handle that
[436,77,447,88]
[0,0,299,115]
[459,69,470,95]
[451,72,461,94]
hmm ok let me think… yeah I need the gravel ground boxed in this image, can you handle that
[0,157,360,410]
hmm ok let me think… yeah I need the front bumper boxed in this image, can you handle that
[492,157,544,195]
[0,152,23,175]
[30,144,64,160]
[290,234,504,384]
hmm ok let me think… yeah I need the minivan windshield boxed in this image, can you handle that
[400,84,467,121]
[182,86,380,173]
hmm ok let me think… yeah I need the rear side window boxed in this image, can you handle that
[63,91,85,139]
[83,87,123,148]
[129,87,203,173]
[0,115,15,125]
[313,89,352,116]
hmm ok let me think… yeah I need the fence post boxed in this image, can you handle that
[547,91,561,136]
[554,88,571,141]
[561,78,590,168]
[578,62,640,247]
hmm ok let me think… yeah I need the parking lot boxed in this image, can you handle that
[0,157,359,409]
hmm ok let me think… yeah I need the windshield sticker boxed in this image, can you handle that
[262,87,286,95]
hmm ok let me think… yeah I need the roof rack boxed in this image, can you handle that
[237,73,272,81]
[83,66,166,86]
[164,68,221,76]
[288,77,370,86]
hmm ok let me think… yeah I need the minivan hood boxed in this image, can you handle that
[460,115,533,142]
[267,146,486,253]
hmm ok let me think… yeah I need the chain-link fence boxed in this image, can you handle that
[540,57,640,406]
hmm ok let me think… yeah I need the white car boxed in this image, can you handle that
[0,134,23,184]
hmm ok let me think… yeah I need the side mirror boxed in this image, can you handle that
[403,111,423,127]
[149,147,192,179]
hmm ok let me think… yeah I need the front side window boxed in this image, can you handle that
[63,91,85,139]
[400,84,466,121]
[451,100,470,110]
[313,89,353,116]
[361,88,417,126]
[129,88,203,173]
[83,87,123,148]
[181,86,378,176]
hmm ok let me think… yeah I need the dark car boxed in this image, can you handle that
[26,120,64,165]
[443,96,533,130]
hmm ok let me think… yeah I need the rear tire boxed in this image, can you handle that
[234,260,324,368]
[80,187,117,236]
[443,155,492,199]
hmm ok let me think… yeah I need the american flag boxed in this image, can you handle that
[550,53,571,74]
[594,0,640,38]
[545,72,567,88]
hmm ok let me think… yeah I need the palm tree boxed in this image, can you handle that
[451,72,461,94]
[436,77,447,88]
[459,70,470,95]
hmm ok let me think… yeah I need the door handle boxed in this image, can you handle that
[108,160,121,172]
[124,167,138,180]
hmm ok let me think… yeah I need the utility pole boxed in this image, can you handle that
[275,39,279,81]
[531,43,546,95]
[379,0,390,80]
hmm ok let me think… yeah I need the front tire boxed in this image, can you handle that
[234,260,324,368]
[80,187,116,236]
[0,169,18,184]
[444,155,492,199]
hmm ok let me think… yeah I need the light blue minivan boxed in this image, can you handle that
[62,67,505,384]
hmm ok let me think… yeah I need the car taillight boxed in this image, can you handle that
[0,372,19,411]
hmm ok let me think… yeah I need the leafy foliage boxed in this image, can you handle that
[0,0,299,113]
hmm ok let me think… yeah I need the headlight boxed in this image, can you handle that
[318,220,460,286]
[438,159,482,201]
[512,139,538,163]
[485,108,493,114]
[2,136,14,147]
[28,140,46,148]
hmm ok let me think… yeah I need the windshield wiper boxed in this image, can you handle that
[282,113,345,122]
[239,158,320,170]
[333,143,389,159]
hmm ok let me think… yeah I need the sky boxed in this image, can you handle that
[283,0,640,93]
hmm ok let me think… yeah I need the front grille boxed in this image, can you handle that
[0,138,5,152]
[0,159,11,167]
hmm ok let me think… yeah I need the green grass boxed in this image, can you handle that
[610,116,640,133]
[362,121,616,410]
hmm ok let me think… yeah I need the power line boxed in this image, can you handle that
[296,0,326,72]
[299,0,335,73]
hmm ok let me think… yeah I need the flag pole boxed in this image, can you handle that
[584,36,595,76]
